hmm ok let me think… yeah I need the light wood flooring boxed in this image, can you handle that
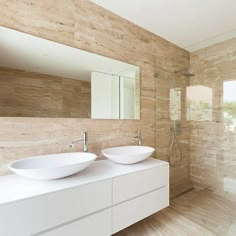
[114,189,236,236]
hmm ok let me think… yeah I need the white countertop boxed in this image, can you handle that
[0,158,168,206]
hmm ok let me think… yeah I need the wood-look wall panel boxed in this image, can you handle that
[0,0,190,197]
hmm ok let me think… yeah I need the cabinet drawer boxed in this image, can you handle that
[41,209,112,236]
[112,186,169,234]
[0,179,112,236]
[113,164,169,204]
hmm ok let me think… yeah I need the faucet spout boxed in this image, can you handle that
[70,132,88,152]
[137,129,142,146]
[132,129,142,146]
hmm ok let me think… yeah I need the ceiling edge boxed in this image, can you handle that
[186,29,236,52]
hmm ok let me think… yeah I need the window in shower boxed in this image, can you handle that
[223,80,236,132]
[170,88,181,121]
[186,85,212,121]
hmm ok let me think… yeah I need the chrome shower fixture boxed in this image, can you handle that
[174,69,195,77]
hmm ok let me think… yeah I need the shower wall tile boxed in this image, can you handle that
[155,52,192,197]
[190,38,236,201]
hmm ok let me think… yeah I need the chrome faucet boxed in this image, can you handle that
[70,132,88,152]
[132,129,142,146]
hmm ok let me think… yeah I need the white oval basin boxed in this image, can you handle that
[102,146,155,164]
[8,152,97,180]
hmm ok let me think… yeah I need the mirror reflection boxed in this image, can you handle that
[186,85,212,121]
[223,80,236,132]
[169,88,181,121]
[0,26,140,119]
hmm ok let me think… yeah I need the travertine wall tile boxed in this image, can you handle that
[155,51,191,197]
[190,38,236,201]
[0,0,190,197]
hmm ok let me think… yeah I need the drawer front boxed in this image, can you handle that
[112,186,169,234]
[0,179,112,236]
[41,209,112,236]
[113,164,169,204]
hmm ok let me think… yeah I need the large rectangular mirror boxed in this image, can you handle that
[0,26,140,119]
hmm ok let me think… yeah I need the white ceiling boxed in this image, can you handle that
[91,0,236,51]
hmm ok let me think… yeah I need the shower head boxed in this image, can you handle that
[174,69,195,77]
[182,69,195,77]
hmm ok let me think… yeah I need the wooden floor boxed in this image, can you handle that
[114,189,236,236]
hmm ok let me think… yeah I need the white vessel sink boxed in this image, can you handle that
[8,152,97,180]
[102,146,155,164]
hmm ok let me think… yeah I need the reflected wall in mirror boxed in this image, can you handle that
[0,26,140,119]
[186,85,212,121]
[170,88,181,121]
[223,80,236,132]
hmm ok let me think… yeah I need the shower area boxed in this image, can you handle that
[155,51,192,198]
[155,39,236,235]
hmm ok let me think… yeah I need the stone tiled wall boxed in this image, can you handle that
[190,38,236,201]
[0,0,191,197]
[155,52,192,197]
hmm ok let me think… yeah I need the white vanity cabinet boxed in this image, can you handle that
[0,179,113,236]
[0,158,169,236]
[41,209,112,236]
[112,165,169,234]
